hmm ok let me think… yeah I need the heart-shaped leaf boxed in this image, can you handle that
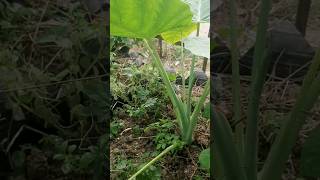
[183,36,210,58]
[182,0,210,23]
[199,148,210,170]
[110,0,196,43]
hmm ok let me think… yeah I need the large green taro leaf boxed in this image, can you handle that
[110,0,196,43]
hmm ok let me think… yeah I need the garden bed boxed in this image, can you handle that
[110,43,210,179]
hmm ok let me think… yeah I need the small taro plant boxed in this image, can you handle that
[111,0,210,178]
[212,0,320,179]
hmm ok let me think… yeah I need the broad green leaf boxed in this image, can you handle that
[182,0,210,23]
[183,36,209,58]
[301,127,320,177]
[199,148,210,170]
[110,0,196,43]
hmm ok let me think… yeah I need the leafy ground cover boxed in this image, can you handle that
[0,1,108,179]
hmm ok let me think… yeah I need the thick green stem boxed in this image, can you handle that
[187,55,196,118]
[143,38,189,132]
[244,0,271,179]
[187,21,200,118]
[185,81,210,143]
[128,143,177,180]
[180,41,187,104]
[187,22,200,119]
[228,0,244,163]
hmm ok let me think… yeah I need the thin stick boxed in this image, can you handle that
[0,74,108,93]
[28,0,50,63]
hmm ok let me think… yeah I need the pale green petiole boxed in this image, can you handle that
[128,143,177,180]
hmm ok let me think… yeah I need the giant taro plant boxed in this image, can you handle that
[110,0,210,179]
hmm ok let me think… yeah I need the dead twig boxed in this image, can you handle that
[0,74,108,93]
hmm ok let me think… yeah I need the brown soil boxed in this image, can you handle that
[110,103,210,180]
